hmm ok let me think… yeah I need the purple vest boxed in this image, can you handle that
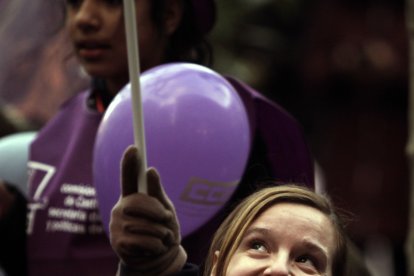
[27,78,314,273]
[27,91,118,275]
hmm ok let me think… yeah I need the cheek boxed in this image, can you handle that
[65,17,75,39]
[226,253,257,276]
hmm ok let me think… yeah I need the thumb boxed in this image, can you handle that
[146,169,182,244]
[120,145,141,197]
[146,168,174,212]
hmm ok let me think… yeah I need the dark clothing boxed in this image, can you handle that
[0,183,27,276]
[171,263,199,276]
[118,263,199,276]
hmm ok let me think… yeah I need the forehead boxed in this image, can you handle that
[248,202,337,253]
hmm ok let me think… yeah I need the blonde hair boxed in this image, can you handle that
[203,184,347,276]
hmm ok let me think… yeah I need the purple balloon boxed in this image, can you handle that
[93,63,250,237]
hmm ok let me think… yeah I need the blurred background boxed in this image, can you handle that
[0,0,409,275]
[212,1,409,275]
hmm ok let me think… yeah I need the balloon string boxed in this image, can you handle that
[123,0,147,194]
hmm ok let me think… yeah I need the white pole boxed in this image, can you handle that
[123,0,147,194]
[406,0,414,273]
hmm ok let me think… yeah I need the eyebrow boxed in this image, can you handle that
[243,227,271,238]
[301,239,329,258]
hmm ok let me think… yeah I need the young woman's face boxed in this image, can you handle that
[222,203,336,276]
[65,0,167,91]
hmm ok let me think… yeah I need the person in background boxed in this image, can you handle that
[0,0,313,275]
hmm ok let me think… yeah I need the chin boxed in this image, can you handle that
[82,67,114,79]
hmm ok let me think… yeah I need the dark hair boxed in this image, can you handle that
[150,0,213,66]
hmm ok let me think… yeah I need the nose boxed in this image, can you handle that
[74,0,100,32]
[263,252,291,276]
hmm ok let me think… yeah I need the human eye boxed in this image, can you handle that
[295,255,320,274]
[240,228,272,257]
[249,240,268,252]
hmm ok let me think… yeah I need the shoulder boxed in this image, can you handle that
[59,90,91,110]
[39,89,98,128]
[31,89,100,150]
[224,75,303,131]
[224,75,314,187]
